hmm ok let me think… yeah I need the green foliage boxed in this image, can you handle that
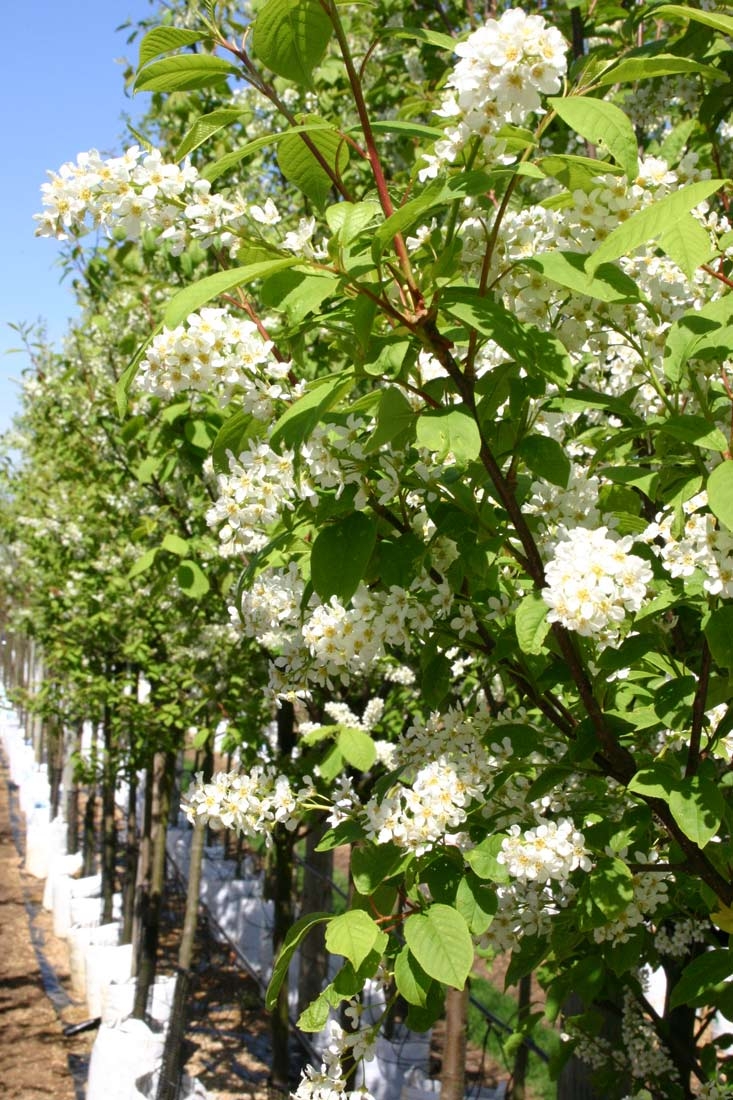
[252,0,332,89]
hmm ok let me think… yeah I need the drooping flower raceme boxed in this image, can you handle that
[420,8,568,179]
[644,490,733,597]
[138,308,287,409]
[34,146,199,241]
[497,818,591,886]
[206,441,299,556]
[33,144,283,256]
[542,526,653,644]
[361,707,495,855]
[182,767,315,841]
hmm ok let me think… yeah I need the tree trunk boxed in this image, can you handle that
[268,701,296,1092]
[440,985,468,1100]
[269,823,295,1092]
[133,750,174,1019]
[101,707,117,924]
[48,718,64,820]
[64,721,82,854]
[155,817,206,1100]
[121,772,138,945]
[297,821,333,1017]
[512,974,532,1100]
[82,786,97,878]
[558,994,628,1100]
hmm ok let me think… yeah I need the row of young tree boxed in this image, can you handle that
[4,0,733,1097]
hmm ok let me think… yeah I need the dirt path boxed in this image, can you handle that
[0,748,81,1099]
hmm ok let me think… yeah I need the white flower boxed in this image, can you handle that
[542,526,652,644]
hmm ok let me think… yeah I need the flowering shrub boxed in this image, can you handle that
[22,0,733,1097]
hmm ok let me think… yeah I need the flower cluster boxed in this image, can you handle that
[542,527,653,644]
[498,817,591,885]
[138,308,286,409]
[620,990,678,1086]
[592,858,669,945]
[655,917,708,958]
[206,442,298,556]
[420,8,568,179]
[34,145,283,256]
[360,707,495,855]
[182,767,315,840]
[645,491,733,598]
[292,1021,375,1100]
[34,146,198,241]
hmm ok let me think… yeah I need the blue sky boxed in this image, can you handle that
[0,1,155,436]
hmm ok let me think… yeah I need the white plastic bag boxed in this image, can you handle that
[85,942,134,1018]
[86,1018,165,1100]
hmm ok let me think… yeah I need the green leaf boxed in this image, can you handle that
[161,533,189,557]
[325,200,382,243]
[266,911,332,1009]
[164,259,299,328]
[351,842,407,895]
[325,910,387,970]
[277,119,348,208]
[371,171,493,260]
[705,606,733,669]
[516,592,551,656]
[260,270,338,324]
[297,993,331,1031]
[382,26,456,51]
[404,904,473,990]
[211,410,260,474]
[138,27,205,69]
[441,288,572,385]
[128,547,159,579]
[594,54,724,86]
[176,107,247,160]
[252,0,332,88]
[658,212,714,280]
[548,95,638,180]
[134,54,238,93]
[337,727,376,772]
[464,835,510,883]
[653,5,733,38]
[415,408,481,465]
[363,119,445,142]
[201,121,334,183]
[587,180,726,273]
[521,251,640,303]
[664,295,733,383]
[505,935,548,987]
[184,418,217,450]
[394,947,433,1006]
[311,512,377,603]
[627,763,679,801]
[669,775,724,848]
[317,743,344,783]
[589,857,634,920]
[658,414,728,453]
[669,949,733,1010]
[177,560,210,598]
[708,462,733,532]
[518,435,570,488]
[538,153,623,193]
[365,387,415,452]
[269,370,353,451]
[455,875,497,935]
[405,983,446,1031]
